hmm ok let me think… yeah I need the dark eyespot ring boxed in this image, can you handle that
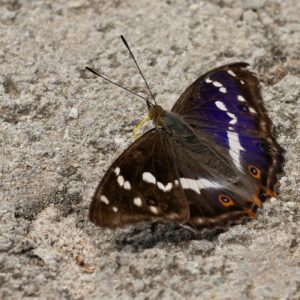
[248,165,261,179]
[218,194,234,207]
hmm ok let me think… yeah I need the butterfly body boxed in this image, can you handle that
[89,62,284,230]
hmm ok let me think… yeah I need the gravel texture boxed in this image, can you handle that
[1,0,299,299]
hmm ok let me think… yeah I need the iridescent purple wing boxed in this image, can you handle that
[172,62,284,208]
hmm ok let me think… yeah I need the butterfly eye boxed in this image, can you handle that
[218,194,234,207]
[248,165,261,179]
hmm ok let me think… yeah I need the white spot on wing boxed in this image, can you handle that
[215,101,227,111]
[227,131,245,170]
[165,183,173,191]
[240,80,245,85]
[157,182,173,192]
[142,172,156,184]
[133,197,142,207]
[213,81,223,87]
[117,175,124,187]
[114,169,132,190]
[249,107,256,113]
[180,178,200,194]
[124,181,131,190]
[100,195,109,205]
[149,206,159,215]
[215,101,244,170]
[179,178,222,194]
[114,167,120,176]
[227,112,237,124]
[197,178,222,189]
[227,70,236,77]
[157,182,164,190]
[142,172,173,192]
[112,206,118,212]
[205,78,212,83]
[237,95,246,102]
[219,87,227,93]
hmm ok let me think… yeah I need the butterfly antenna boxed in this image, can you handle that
[85,67,154,108]
[120,35,157,106]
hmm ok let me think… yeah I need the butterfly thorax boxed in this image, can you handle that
[149,105,193,137]
[149,105,166,127]
[150,105,196,142]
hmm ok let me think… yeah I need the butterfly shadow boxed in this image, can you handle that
[114,222,225,251]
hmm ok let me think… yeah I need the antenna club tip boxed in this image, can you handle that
[120,35,129,48]
[85,66,92,72]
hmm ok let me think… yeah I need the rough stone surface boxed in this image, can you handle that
[1,0,299,299]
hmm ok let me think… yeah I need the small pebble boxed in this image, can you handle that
[69,107,79,119]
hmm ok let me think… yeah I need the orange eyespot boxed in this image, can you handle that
[248,165,261,179]
[218,194,234,207]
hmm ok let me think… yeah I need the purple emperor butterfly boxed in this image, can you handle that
[86,36,284,230]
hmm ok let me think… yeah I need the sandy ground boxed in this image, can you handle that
[1,0,299,299]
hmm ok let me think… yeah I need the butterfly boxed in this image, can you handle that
[87,39,284,231]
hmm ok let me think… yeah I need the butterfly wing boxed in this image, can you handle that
[172,142,259,230]
[171,62,284,226]
[90,125,260,229]
[89,62,284,230]
[89,129,190,228]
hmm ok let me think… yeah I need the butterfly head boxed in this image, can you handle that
[149,105,165,127]
[133,105,165,140]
